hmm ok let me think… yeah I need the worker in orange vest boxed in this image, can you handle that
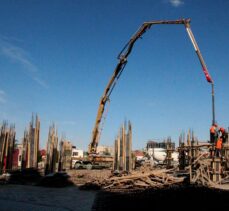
[219,127,227,143]
[210,124,218,144]
[215,137,222,157]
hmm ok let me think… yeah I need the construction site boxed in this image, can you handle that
[1,2,229,210]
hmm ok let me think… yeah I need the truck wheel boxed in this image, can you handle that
[75,162,81,169]
[86,163,92,170]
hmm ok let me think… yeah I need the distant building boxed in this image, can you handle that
[38,149,46,169]
[133,150,144,161]
[72,146,83,158]
[146,140,175,150]
[12,144,23,169]
[40,149,46,157]
[97,145,114,156]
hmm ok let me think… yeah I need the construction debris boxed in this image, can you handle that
[79,168,184,191]
[102,169,184,191]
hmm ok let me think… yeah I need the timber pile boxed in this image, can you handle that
[189,157,215,187]
[82,169,184,191]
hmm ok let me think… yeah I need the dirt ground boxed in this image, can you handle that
[67,169,229,210]
[67,169,112,186]
[92,185,229,210]
[1,169,229,210]
[0,184,96,211]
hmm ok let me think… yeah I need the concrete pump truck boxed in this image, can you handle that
[73,18,214,170]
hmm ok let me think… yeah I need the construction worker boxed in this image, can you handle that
[215,137,222,157]
[210,124,218,144]
[219,127,227,143]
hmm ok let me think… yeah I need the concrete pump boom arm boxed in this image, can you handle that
[89,18,213,154]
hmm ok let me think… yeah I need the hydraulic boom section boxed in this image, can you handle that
[89,18,214,154]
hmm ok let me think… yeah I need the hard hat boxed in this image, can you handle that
[220,127,225,132]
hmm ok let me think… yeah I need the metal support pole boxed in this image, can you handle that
[212,83,215,125]
[184,21,215,126]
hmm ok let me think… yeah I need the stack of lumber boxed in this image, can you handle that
[101,169,184,191]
